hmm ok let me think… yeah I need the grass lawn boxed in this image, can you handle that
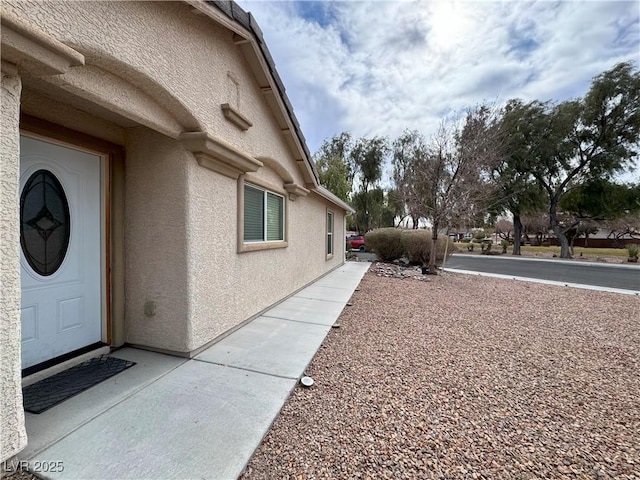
[455,243,635,258]
[518,245,631,257]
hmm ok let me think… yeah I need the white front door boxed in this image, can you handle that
[20,135,104,369]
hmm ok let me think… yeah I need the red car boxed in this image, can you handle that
[347,234,366,251]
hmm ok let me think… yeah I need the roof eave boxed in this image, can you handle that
[187,0,320,188]
[315,186,355,214]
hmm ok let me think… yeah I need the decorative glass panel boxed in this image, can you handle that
[244,185,264,241]
[20,169,71,276]
[266,192,284,241]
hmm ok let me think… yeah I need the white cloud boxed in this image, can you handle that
[237,0,640,180]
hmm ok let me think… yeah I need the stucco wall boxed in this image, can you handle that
[2,1,348,356]
[124,128,191,352]
[186,162,345,351]
[0,63,27,462]
[4,1,308,174]
[124,129,345,354]
[20,89,126,147]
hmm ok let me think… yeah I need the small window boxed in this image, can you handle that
[327,211,334,256]
[244,183,284,242]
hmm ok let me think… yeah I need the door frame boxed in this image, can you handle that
[20,114,125,363]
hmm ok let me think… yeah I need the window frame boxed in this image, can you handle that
[326,209,334,259]
[237,176,288,253]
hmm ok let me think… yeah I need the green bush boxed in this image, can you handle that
[473,230,486,240]
[403,230,432,265]
[402,230,455,266]
[626,243,640,259]
[365,228,456,264]
[364,228,404,261]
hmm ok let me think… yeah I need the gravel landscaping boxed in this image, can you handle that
[242,264,640,479]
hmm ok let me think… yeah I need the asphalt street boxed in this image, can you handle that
[444,254,640,292]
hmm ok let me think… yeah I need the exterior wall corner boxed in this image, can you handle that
[0,66,27,462]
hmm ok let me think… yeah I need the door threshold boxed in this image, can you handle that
[22,344,110,388]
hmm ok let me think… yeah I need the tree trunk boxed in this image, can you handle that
[549,208,571,258]
[569,233,575,257]
[513,215,523,255]
[428,221,439,274]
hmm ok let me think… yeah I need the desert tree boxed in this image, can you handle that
[400,105,500,273]
[349,136,389,233]
[490,99,547,255]
[561,180,640,222]
[506,62,640,258]
[604,212,640,245]
[392,130,430,228]
[495,219,514,242]
[561,180,640,247]
[314,132,354,203]
[521,212,550,245]
[382,188,405,228]
[314,133,390,233]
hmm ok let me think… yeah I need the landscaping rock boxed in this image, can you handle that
[242,270,640,479]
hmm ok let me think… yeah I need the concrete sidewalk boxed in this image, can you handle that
[19,262,371,480]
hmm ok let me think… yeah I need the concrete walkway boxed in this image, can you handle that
[19,262,371,480]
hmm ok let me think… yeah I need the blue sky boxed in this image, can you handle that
[237,0,639,178]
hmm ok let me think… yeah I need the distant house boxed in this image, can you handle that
[0,0,352,461]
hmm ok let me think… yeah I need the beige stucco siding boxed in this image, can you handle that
[5,1,212,130]
[124,128,191,352]
[186,160,345,350]
[2,0,347,355]
[0,63,27,462]
[20,90,127,147]
[5,1,306,183]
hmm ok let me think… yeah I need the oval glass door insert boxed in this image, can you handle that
[20,169,71,276]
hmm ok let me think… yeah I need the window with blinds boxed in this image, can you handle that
[327,211,334,255]
[243,183,284,242]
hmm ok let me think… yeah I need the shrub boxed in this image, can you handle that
[473,230,486,240]
[365,228,404,261]
[365,228,456,264]
[626,243,640,259]
[500,239,509,254]
[403,230,431,265]
[403,230,455,266]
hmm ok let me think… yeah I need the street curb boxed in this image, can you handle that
[450,253,639,270]
[443,268,640,296]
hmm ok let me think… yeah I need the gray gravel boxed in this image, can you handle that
[242,265,640,479]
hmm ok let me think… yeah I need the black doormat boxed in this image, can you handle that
[23,356,136,414]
